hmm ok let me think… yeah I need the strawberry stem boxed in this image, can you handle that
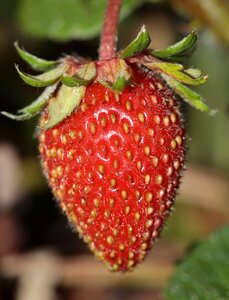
[99,0,122,60]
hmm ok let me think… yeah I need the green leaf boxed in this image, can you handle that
[119,25,151,59]
[162,74,214,114]
[14,41,57,71]
[152,31,198,61]
[16,63,68,87]
[17,0,143,41]
[147,62,208,85]
[1,83,57,121]
[166,226,229,300]
[43,85,86,129]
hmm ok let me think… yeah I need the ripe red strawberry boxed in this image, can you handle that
[38,63,185,271]
[2,21,211,271]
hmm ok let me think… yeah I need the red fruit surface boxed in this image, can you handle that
[38,66,185,272]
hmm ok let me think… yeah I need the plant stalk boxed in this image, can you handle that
[99,0,122,60]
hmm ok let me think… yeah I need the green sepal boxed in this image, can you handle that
[151,31,198,61]
[112,76,127,92]
[61,75,90,87]
[146,62,208,85]
[14,41,57,71]
[162,74,215,115]
[43,85,86,129]
[77,62,96,81]
[119,25,151,59]
[1,83,58,121]
[1,111,32,121]
[61,62,96,87]
[16,63,68,87]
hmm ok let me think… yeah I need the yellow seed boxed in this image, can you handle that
[50,147,56,157]
[135,190,141,200]
[119,244,125,251]
[104,210,110,218]
[138,113,145,123]
[121,190,127,199]
[52,129,59,137]
[98,165,104,175]
[171,140,177,149]
[146,219,153,228]
[145,174,151,184]
[110,198,115,208]
[135,212,141,222]
[143,231,150,241]
[126,101,131,111]
[56,166,62,176]
[91,209,97,218]
[137,161,142,170]
[57,148,63,158]
[110,178,116,187]
[78,130,84,139]
[159,189,165,198]
[170,112,177,123]
[126,150,132,160]
[105,94,109,102]
[174,159,180,170]
[40,133,45,142]
[141,243,148,250]
[154,115,160,124]
[162,153,169,163]
[113,228,119,236]
[146,192,153,203]
[68,149,74,159]
[69,130,76,139]
[107,236,113,245]
[147,207,154,215]
[80,102,88,112]
[110,250,116,258]
[148,128,154,137]
[81,198,86,205]
[134,133,140,143]
[100,117,107,128]
[163,116,169,126]
[151,95,157,103]
[111,113,116,124]
[113,159,119,169]
[144,146,150,156]
[150,83,155,90]
[90,122,96,135]
[129,251,134,259]
[84,186,91,194]
[125,206,131,215]
[123,122,129,133]
[156,174,163,185]
[167,167,173,176]
[152,156,158,167]
[61,135,67,144]
[175,135,182,145]
[94,198,100,207]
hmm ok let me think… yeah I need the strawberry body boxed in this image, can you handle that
[38,66,185,272]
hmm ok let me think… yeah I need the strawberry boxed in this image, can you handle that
[2,6,212,271]
[38,65,185,271]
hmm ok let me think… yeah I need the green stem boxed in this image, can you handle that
[99,0,122,60]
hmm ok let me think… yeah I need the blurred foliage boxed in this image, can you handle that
[188,37,229,173]
[171,0,229,46]
[166,226,229,300]
[17,0,145,41]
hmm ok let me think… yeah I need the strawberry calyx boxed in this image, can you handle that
[1,27,215,126]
